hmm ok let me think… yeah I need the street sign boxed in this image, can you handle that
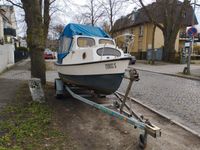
[187,27,198,37]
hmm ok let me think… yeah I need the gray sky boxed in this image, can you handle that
[1,0,200,37]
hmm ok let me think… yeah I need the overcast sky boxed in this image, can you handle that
[1,0,200,37]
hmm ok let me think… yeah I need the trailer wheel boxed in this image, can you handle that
[54,79,64,99]
[113,101,120,108]
[139,133,147,149]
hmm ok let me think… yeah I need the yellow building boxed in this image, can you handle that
[112,2,197,62]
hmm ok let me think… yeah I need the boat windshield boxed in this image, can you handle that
[77,37,95,47]
[59,37,72,53]
[99,39,114,45]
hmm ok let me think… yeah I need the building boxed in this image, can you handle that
[0,5,17,72]
[0,5,17,44]
[112,1,198,62]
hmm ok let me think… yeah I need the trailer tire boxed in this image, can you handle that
[139,133,147,149]
[54,79,64,99]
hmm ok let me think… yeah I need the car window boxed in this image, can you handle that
[77,37,95,47]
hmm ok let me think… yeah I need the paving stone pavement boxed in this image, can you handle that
[119,70,200,134]
[0,59,58,82]
[132,63,200,77]
[0,60,28,112]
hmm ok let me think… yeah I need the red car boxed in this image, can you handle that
[44,49,56,59]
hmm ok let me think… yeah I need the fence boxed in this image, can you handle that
[147,48,163,61]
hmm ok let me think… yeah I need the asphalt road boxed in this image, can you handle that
[119,70,200,134]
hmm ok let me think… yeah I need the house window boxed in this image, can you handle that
[139,25,144,36]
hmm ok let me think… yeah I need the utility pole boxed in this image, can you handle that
[186,0,196,75]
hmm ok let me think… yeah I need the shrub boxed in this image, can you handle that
[193,45,200,55]
[15,46,29,52]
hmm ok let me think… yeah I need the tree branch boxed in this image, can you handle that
[138,0,164,31]
[6,0,23,9]
[50,0,56,5]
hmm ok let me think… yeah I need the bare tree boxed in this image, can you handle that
[53,24,64,34]
[100,0,128,31]
[7,0,57,84]
[72,14,90,25]
[138,0,194,61]
[81,0,105,26]
[102,21,110,33]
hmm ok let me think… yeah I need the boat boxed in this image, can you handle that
[55,23,132,95]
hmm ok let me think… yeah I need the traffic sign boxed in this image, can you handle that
[187,27,197,37]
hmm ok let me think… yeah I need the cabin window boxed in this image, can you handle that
[59,37,72,53]
[97,47,121,57]
[77,37,95,47]
[99,39,114,45]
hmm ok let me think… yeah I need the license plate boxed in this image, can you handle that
[105,63,116,69]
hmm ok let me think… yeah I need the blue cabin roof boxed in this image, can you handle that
[61,23,110,38]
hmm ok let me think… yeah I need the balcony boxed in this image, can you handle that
[179,32,200,42]
[4,28,16,36]
[179,32,189,40]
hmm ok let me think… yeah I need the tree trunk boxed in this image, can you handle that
[44,0,50,43]
[27,26,46,84]
[151,25,156,64]
[30,47,46,84]
[22,0,46,84]
[163,36,176,62]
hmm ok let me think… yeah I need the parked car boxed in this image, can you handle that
[124,53,136,65]
[44,49,56,59]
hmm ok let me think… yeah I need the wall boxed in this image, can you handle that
[154,26,164,49]
[0,16,3,40]
[0,44,15,72]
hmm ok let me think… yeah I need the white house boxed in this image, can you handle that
[0,5,17,73]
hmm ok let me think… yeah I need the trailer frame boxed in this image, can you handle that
[54,68,161,149]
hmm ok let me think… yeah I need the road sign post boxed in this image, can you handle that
[185,27,197,75]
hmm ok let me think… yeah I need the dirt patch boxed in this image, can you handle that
[46,83,200,150]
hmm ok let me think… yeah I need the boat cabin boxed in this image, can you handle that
[57,24,124,64]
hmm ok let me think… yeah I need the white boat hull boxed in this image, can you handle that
[55,58,130,76]
[55,57,131,94]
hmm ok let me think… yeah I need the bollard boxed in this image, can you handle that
[29,78,45,103]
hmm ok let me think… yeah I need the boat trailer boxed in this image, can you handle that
[55,68,161,149]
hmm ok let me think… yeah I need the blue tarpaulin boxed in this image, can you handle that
[61,23,110,38]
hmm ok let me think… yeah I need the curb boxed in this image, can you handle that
[133,68,200,81]
[116,91,200,139]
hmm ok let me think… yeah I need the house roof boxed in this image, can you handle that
[112,1,198,32]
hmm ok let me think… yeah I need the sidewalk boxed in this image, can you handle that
[0,59,28,112]
[132,60,200,80]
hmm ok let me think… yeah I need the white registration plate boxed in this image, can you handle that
[105,63,117,69]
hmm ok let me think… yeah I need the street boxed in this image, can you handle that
[119,70,200,134]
